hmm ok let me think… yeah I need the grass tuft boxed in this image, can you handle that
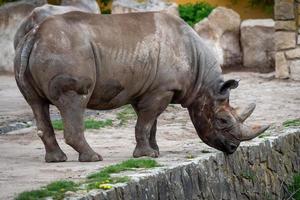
[116,105,136,125]
[283,119,300,127]
[51,119,113,130]
[289,173,300,200]
[16,180,77,200]
[16,159,159,199]
[88,159,159,180]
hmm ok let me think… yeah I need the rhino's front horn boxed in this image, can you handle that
[238,124,270,141]
[237,103,256,122]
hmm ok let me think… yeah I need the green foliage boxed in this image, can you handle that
[101,8,111,14]
[289,173,300,200]
[98,0,112,14]
[51,119,113,130]
[248,0,274,14]
[0,0,19,6]
[116,105,137,125]
[283,119,300,127]
[87,159,159,181]
[240,170,256,181]
[99,0,111,6]
[232,0,274,14]
[16,180,78,200]
[179,1,215,27]
[16,159,160,199]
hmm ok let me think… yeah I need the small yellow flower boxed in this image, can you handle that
[99,184,112,190]
[60,188,65,192]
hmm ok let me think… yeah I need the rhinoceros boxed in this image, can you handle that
[14,3,100,49]
[14,11,269,162]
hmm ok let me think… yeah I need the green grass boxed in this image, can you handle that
[51,119,113,130]
[179,1,215,27]
[240,170,256,181]
[16,159,159,199]
[16,180,78,200]
[283,119,300,127]
[116,105,137,125]
[88,159,159,181]
[289,173,300,200]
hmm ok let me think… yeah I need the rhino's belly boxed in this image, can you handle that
[87,79,133,110]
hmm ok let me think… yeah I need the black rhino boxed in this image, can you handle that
[14,11,269,162]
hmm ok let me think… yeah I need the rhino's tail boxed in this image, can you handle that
[14,25,39,102]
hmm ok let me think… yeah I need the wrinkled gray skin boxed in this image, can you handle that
[14,3,100,50]
[14,12,269,162]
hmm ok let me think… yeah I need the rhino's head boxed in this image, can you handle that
[188,79,269,154]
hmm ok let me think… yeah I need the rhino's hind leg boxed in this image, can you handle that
[31,102,67,162]
[56,91,102,162]
[132,91,173,158]
[149,120,159,153]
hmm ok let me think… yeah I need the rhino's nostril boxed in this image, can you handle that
[226,143,238,154]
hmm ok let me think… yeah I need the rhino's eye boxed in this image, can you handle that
[218,117,227,123]
[216,116,233,129]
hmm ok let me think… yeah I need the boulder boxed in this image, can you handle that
[111,0,179,16]
[0,0,47,73]
[194,7,241,67]
[61,0,100,14]
[241,19,275,72]
[290,60,300,81]
[0,0,100,74]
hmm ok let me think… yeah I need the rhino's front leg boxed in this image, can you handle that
[132,91,173,158]
[56,91,102,162]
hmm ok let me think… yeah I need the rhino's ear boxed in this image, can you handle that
[219,79,239,95]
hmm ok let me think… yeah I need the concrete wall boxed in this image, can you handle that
[68,128,300,200]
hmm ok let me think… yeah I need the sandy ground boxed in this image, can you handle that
[0,72,300,199]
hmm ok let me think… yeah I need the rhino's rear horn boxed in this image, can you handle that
[236,103,256,122]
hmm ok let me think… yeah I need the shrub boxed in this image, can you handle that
[0,0,19,6]
[179,1,215,27]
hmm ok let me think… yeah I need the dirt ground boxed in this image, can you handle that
[0,72,300,200]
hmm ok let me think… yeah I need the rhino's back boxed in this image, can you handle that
[29,12,197,109]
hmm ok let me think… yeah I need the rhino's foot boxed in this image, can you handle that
[79,151,103,162]
[45,149,67,162]
[133,146,159,158]
[149,142,159,153]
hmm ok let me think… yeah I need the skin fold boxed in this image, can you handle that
[14,12,268,162]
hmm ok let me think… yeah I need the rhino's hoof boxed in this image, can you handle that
[79,152,103,162]
[133,147,159,158]
[45,150,67,162]
[150,143,160,153]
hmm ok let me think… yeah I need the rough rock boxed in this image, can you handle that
[275,20,296,31]
[241,19,275,72]
[0,0,100,74]
[61,0,100,14]
[290,61,300,80]
[275,52,290,79]
[285,48,300,59]
[111,0,179,16]
[0,0,47,73]
[275,31,296,50]
[194,7,241,67]
[274,0,295,20]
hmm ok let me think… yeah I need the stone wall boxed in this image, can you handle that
[275,0,300,80]
[68,128,300,200]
